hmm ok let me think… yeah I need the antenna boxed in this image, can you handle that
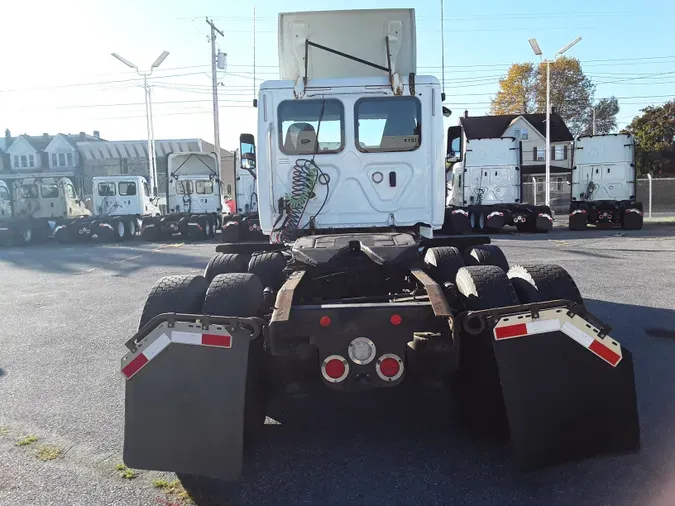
[440,0,446,101]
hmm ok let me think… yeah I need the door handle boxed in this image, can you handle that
[389,171,397,187]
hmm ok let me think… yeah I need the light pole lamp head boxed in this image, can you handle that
[111,52,137,70]
[151,51,170,69]
[556,36,582,57]
[528,38,543,56]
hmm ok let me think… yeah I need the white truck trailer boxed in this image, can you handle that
[121,9,639,503]
[445,128,553,233]
[141,152,224,241]
[91,175,161,241]
[569,133,643,230]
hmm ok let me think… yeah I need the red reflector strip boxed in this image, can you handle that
[589,339,621,366]
[122,353,148,378]
[495,323,528,339]
[202,333,231,347]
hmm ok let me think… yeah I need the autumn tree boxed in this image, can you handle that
[490,57,618,136]
[624,100,675,176]
[490,63,537,115]
[579,97,620,136]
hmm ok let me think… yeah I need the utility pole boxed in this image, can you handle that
[592,107,596,135]
[206,17,224,178]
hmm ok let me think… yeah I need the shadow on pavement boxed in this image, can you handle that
[0,239,219,276]
[225,299,675,506]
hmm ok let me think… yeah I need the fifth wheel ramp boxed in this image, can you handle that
[463,301,640,470]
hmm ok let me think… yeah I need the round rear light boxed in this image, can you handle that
[390,314,402,326]
[376,354,404,381]
[319,316,331,327]
[321,355,349,383]
[348,337,376,365]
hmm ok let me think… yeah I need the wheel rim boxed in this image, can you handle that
[118,221,125,237]
[129,220,136,235]
[205,221,211,236]
[470,212,476,228]
[22,228,32,243]
[479,213,485,229]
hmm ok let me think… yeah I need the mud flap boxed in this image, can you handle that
[569,210,587,230]
[444,209,471,234]
[535,213,554,232]
[623,209,643,230]
[122,315,262,481]
[485,212,505,231]
[465,302,640,469]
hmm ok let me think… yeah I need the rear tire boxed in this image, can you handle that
[424,246,465,285]
[203,253,249,283]
[247,251,287,291]
[507,263,584,306]
[463,244,509,273]
[454,265,519,434]
[138,274,209,329]
[178,273,266,505]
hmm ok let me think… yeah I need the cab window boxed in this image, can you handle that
[355,97,421,153]
[98,182,116,196]
[176,181,193,194]
[0,186,9,200]
[278,99,344,155]
[21,184,39,199]
[195,180,214,194]
[119,182,137,196]
[143,182,150,197]
[65,184,77,200]
[41,184,60,199]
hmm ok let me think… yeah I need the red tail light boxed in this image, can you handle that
[321,355,349,383]
[390,314,402,326]
[376,354,404,382]
[319,316,331,327]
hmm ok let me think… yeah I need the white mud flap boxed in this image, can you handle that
[121,315,263,481]
[464,302,639,469]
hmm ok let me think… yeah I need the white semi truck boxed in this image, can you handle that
[220,136,266,243]
[445,127,553,233]
[121,9,639,503]
[141,152,224,241]
[0,176,95,246]
[92,175,161,240]
[569,133,643,230]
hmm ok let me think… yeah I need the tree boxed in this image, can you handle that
[490,63,537,115]
[624,100,675,176]
[580,97,620,136]
[490,57,619,136]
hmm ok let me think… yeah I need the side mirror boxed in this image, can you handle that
[239,133,256,172]
[442,106,452,118]
[447,126,463,163]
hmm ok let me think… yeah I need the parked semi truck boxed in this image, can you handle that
[141,152,223,241]
[0,176,98,246]
[444,128,553,233]
[569,133,643,230]
[121,9,639,503]
[92,175,161,241]
[221,136,267,243]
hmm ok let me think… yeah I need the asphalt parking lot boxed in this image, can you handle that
[1,223,675,506]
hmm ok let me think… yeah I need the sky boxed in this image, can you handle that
[1,0,674,151]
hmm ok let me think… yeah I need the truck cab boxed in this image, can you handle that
[165,152,224,216]
[244,9,446,243]
[0,181,11,221]
[14,177,90,220]
[92,175,160,218]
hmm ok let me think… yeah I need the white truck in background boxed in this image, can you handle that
[92,175,161,240]
[141,152,224,241]
[0,176,95,246]
[569,133,643,230]
[445,127,553,233]
[220,135,266,243]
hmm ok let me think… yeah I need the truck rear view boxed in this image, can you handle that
[569,133,643,230]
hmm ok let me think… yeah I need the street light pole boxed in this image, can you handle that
[528,36,581,207]
[111,50,170,197]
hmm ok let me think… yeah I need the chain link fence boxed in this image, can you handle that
[521,177,675,217]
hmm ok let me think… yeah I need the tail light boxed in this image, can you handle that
[376,354,404,382]
[348,337,376,365]
[321,355,349,383]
